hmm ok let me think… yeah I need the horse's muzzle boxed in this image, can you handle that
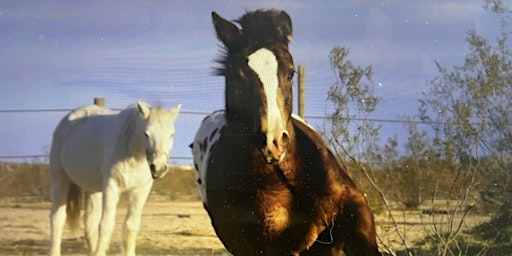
[263,129,289,164]
[150,163,169,180]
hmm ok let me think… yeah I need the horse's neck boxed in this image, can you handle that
[116,110,145,158]
[127,133,145,157]
[224,117,254,135]
[225,112,255,131]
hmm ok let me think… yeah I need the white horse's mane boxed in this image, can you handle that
[117,103,149,154]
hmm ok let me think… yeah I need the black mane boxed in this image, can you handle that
[213,9,293,76]
[236,9,292,44]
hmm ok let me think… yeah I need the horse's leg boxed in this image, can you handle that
[122,182,152,256]
[94,179,120,256]
[339,189,381,256]
[84,191,102,255]
[49,171,71,256]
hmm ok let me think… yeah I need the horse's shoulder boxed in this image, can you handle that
[291,115,324,148]
[291,115,350,180]
[291,114,313,130]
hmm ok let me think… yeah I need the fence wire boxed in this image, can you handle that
[0,108,443,161]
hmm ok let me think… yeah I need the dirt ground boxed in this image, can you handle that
[0,195,229,256]
[0,194,490,256]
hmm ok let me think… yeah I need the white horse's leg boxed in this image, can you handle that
[84,191,102,255]
[49,174,71,256]
[94,180,120,256]
[122,182,153,256]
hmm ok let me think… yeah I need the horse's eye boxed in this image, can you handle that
[287,70,296,80]
[144,131,150,138]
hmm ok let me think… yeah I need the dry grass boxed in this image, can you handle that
[1,161,509,255]
[0,162,199,202]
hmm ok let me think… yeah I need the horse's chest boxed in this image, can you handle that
[109,161,152,188]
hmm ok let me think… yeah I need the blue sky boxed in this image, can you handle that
[0,1,502,164]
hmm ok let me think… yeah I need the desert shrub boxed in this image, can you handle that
[0,161,51,201]
[151,165,201,200]
[0,162,199,202]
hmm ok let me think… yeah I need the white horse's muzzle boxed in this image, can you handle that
[149,163,168,179]
[147,152,169,179]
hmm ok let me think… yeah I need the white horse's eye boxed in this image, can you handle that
[144,131,150,138]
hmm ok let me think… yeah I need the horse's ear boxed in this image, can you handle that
[170,104,181,118]
[212,11,241,48]
[275,10,293,43]
[137,101,151,119]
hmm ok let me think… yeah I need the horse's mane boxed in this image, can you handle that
[118,104,146,151]
[236,9,292,44]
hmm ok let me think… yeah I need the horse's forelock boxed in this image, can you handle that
[236,9,293,44]
[214,9,293,77]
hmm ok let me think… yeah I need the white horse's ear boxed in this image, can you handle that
[171,104,181,117]
[137,101,151,119]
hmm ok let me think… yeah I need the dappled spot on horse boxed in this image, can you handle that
[191,9,381,256]
[49,102,180,256]
[191,110,226,200]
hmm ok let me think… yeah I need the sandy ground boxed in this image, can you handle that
[0,194,490,256]
[0,195,229,256]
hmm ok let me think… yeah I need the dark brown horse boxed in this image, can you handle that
[191,9,381,256]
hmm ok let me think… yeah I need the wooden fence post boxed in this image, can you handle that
[94,97,105,107]
[297,65,305,118]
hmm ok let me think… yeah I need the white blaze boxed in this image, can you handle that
[247,48,284,137]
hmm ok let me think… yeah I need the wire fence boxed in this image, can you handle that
[0,107,441,162]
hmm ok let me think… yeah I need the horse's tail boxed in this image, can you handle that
[66,182,81,234]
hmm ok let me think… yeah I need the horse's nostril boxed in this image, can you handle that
[150,163,156,173]
[281,131,289,146]
[274,130,290,152]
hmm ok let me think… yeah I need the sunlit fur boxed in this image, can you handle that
[49,102,180,256]
[192,9,381,256]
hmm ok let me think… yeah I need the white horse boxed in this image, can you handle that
[49,101,181,256]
